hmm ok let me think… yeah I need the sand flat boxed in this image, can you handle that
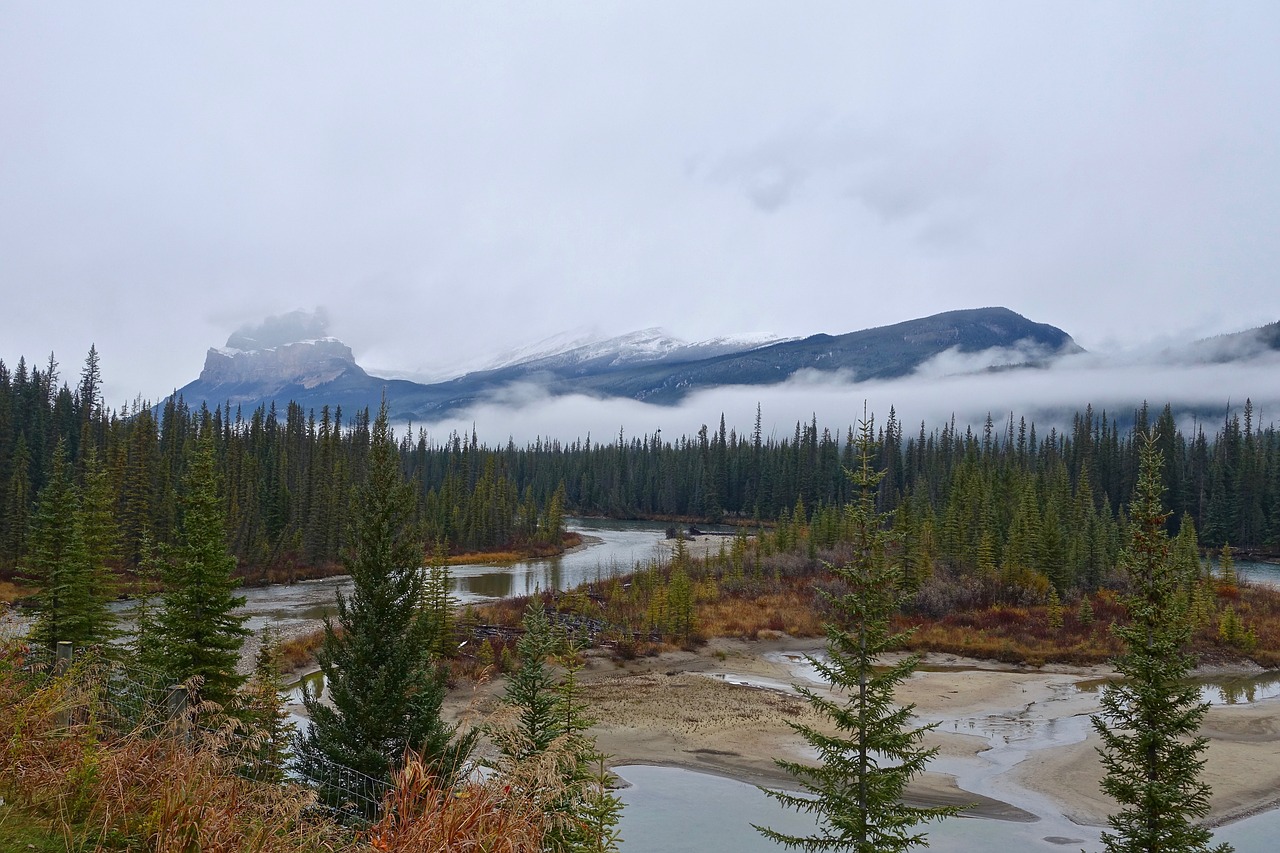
[495,637,1280,830]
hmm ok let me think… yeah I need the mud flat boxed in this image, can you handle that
[465,636,1280,832]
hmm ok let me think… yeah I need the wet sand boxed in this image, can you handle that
[442,636,1280,830]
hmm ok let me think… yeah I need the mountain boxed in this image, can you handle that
[171,307,1081,421]
[173,311,432,419]
[1173,320,1280,364]
[569,307,1081,403]
[488,328,788,374]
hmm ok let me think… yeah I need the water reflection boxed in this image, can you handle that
[446,518,676,603]
[1236,560,1280,589]
[615,764,1266,852]
[1199,672,1280,705]
[456,572,515,599]
[1074,671,1280,706]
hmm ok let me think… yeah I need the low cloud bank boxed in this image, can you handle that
[403,346,1280,447]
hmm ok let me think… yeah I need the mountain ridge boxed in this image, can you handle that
[171,306,1091,421]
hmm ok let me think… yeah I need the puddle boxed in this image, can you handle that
[1075,671,1280,706]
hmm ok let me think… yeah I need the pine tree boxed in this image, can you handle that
[78,445,120,642]
[147,433,248,707]
[240,625,295,781]
[666,557,696,641]
[1093,434,1232,853]
[3,433,33,569]
[298,400,473,807]
[757,416,958,852]
[500,602,565,762]
[422,542,455,660]
[26,441,113,649]
[498,601,623,853]
[1217,542,1238,595]
[1046,586,1064,631]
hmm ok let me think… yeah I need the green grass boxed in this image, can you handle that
[0,801,75,852]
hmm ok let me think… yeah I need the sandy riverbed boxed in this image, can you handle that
[436,635,1280,830]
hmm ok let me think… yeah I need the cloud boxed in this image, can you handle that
[908,340,1067,379]
[225,308,330,350]
[3,4,1279,409]
[408,347,1280,447]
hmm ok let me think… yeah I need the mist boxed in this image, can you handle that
[410,347,1280,447]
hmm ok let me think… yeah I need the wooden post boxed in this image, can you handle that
[55,641,73,673]
[54,642,73,728]
[166,685,189,742]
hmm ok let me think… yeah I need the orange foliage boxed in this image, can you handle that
[366,756,545,853]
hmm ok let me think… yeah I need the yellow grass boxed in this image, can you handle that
[276,628,328,673]
[696,589,825,639]
[0,578,36,604]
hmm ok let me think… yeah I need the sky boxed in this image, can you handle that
[3,2,1279,432]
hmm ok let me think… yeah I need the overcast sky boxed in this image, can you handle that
[3,2,1279,417]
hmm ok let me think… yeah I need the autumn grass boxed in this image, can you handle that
[469,541,1280,672]
[443,532,585,566]
[901,594,1128,666]
[696,584,825,639]
[0,576,37,604]
[0,646,356,853]
[277,627,329,673]
[0,642,561,853]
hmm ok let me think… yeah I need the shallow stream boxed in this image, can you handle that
[614,763,1277,852]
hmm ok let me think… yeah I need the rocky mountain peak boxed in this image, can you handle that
[197,310,361,392]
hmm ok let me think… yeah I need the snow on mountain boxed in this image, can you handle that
[491,328,789,372]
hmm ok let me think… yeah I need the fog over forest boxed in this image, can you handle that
[415,343,1280,446]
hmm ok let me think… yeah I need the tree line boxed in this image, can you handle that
[2,349,1277,590]
[0,348,567,583]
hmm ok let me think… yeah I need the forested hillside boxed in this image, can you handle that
[2,348,1277,589]
[0,349,567,582]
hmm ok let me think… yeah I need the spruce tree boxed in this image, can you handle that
[498,601,622,853]
[501,602,566,761]
[297,401,473,807]
[26,440,113,649]
[1093,434,1231,853]
[422,542,455,660]
[240,625,295,782]
[147,433,248,707]
[757,416,958,852]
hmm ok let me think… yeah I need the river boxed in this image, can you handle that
[1236,559,1280,589]
[237,517,680,631]
[614,763,1279,852]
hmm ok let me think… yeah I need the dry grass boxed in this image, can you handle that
[442,533,585,567]
[696,586,825,639]
[277,627,329,673]
[901,600,1126,666]
[0,646,356,852]
[367,761,545,852]
[0,577,37,604]
[467,542,1280,673]
[0,642,605,853]
[901,584,1280,668]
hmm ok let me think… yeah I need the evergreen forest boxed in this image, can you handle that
[2,348,1279,597]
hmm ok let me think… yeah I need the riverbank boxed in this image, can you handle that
[434,635,1280,831]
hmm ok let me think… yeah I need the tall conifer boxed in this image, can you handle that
[1093,434,1231,853]
[27,440,113,649]
[498,601,623,853]
[147,433,248,707]
[757,416,958,852]
[297,400,472,805]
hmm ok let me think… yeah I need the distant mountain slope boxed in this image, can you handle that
[1176,319,1280,363]
[572,307,1081,404]
[171,307,1081,421]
